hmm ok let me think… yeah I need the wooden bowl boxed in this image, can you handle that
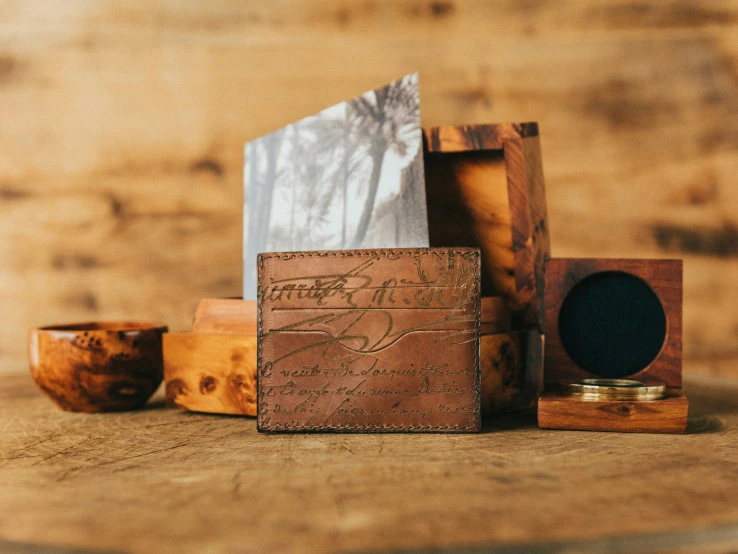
[28,321,168,413]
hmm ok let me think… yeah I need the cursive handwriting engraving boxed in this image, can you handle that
[258,248,481,432]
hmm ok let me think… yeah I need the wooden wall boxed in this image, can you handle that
[1,1,737,377]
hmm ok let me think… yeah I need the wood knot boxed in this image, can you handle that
[599,403,637,417]
[199,375,218,394]
[165,379,188,404]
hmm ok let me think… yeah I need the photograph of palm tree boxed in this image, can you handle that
[243,73,428,299]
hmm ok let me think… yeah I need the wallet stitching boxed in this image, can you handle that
[258,247,482,432]
[258,248,480,260]
[256,254,264,430]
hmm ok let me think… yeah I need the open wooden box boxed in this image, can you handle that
[425,122,549,413]
[424,123,549,329]
[537,258,688,433]
[164,122,550,418]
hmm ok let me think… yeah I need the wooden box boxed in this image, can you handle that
[423,122,549,329]
[424,122,549,411]
[538,258,688,433]
[164,299,258,416]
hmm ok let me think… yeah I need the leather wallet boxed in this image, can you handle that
[257,248,481,432]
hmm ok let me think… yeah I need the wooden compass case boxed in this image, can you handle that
[538,258,688,433]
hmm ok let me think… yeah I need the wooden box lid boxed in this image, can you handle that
[423,123,550,330]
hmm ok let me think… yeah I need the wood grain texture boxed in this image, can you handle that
[544,258,683,389]
[481,330,543,414]
[480,296,511,334]
[424,123,550,329]
[538,392,689,434]
[425,146,516,302]
[165,331,539,417]
[163,332,257,416]
[192,298,257,334]
[165,297,529,417]
[1,1,738,379]
[424,123,539,152]
[28,322,167,413]
[1,370,738,553]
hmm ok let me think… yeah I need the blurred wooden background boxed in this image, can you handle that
[1,0,737,377]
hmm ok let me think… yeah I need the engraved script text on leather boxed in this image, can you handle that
[257,248,481,432]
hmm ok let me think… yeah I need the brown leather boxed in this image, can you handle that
[257,248,481,433]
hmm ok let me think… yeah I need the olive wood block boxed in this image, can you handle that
[164,329,538,417]
[193,298,257,335]
[538,392,688,434]
[481,329,543,414]
[163,333,257,416]
[164,298,535,417]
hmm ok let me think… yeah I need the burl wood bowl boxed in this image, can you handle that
[28,322,168,413]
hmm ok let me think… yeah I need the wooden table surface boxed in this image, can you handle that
[2,371,738,554]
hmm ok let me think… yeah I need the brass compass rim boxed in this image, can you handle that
[561,378,666,401]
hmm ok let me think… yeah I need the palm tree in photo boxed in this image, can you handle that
[296,107,363,248]
[244,129,285,296]
[339,102,363,247]
[349,74,419,249]
[254,128,285,253]
[244,140,263,297]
